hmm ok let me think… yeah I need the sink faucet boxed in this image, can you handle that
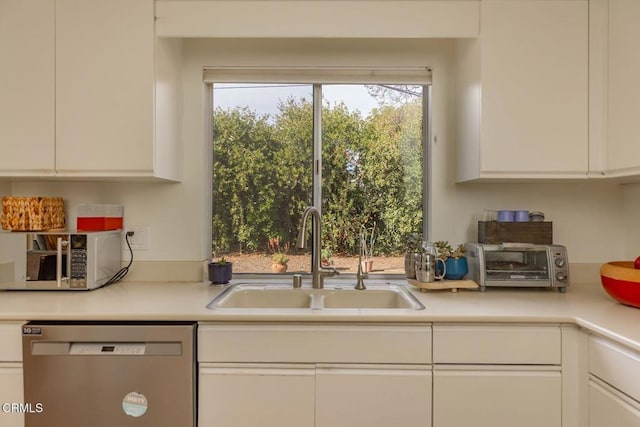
[296,206,339,289]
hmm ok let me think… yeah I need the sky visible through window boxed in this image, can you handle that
[213,84,379,119]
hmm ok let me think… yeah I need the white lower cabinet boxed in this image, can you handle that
[199,363,432,427]
[0,322,25,427]
[199,364,315,427]
[197,323,432,427]
[432,324,562,427]
[589,336,640,426]
[433,367,561,427]
[0,364,24,427]
[589,377,640,427]
[315,364,432,427]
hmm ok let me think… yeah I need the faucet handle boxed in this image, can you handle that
[320,265,339,277]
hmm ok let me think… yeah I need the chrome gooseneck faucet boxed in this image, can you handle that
[296,206,339,289]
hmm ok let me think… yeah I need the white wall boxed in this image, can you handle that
[1,38,628,273]
[623,183,640,259]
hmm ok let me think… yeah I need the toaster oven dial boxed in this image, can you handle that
[556,272,568,282]
[554,258,566,268]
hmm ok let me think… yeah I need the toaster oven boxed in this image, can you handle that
[465,243,569,293]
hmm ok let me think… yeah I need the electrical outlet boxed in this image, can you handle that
[125,226,149,250]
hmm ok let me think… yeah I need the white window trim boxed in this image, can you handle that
[209,74,433,275]
[204,66,432,85]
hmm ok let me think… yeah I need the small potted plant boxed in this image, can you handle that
[434,241,468,280]
[268,236,290,273]
[208,256,232,284]
[271,253,289,273]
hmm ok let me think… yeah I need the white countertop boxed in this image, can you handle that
[1,278,639,352]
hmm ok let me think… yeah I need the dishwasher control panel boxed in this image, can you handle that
[69,342,146,355]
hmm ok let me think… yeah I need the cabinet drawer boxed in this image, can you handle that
[198,324,431,364]
[434,367,561,427]
[589,377,640,427]
[590,336,640,402]
[0,323,24,362]
[433,324,561,364]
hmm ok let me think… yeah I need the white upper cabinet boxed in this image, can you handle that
[155,0,480,38]
[0,0,55,176]
[0,0,181,181]
[55,0,181,181]
[456,0,589,181]
[605,0,640,177]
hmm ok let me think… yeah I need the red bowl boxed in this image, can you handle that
[600,261,640,308]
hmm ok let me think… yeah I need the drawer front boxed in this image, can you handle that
[590,336,640,403]
[198,324,431,364]
[434,368,562,427]
[589,377,640,427]
[433,324,561,364]
[0,323,24,362]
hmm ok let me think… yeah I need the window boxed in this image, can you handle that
[209,69,431,275]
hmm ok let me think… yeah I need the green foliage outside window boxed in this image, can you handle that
[212,97,423,257]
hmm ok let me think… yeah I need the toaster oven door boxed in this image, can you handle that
[484,247,550,284]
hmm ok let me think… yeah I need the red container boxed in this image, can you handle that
[600,261,640,309]
[77,204,123,231]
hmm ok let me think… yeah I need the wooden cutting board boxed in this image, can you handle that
[407,278,479,293]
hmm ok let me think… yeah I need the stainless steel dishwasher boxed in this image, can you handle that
[22,321,196,426]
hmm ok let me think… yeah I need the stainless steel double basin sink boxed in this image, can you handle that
[207,282,425,311]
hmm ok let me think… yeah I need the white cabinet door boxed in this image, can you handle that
[433,368,561,427]
[480,0,588,177]
[55,0,155,177]
[457,0,588,181]
[607,0,640,175]
[590,378,640,427]
[0,364,24,427]
[315,365,432,427]
[0,0,55,176]
[199,364,315,427]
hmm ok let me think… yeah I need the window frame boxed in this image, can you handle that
[208,70,433,278]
